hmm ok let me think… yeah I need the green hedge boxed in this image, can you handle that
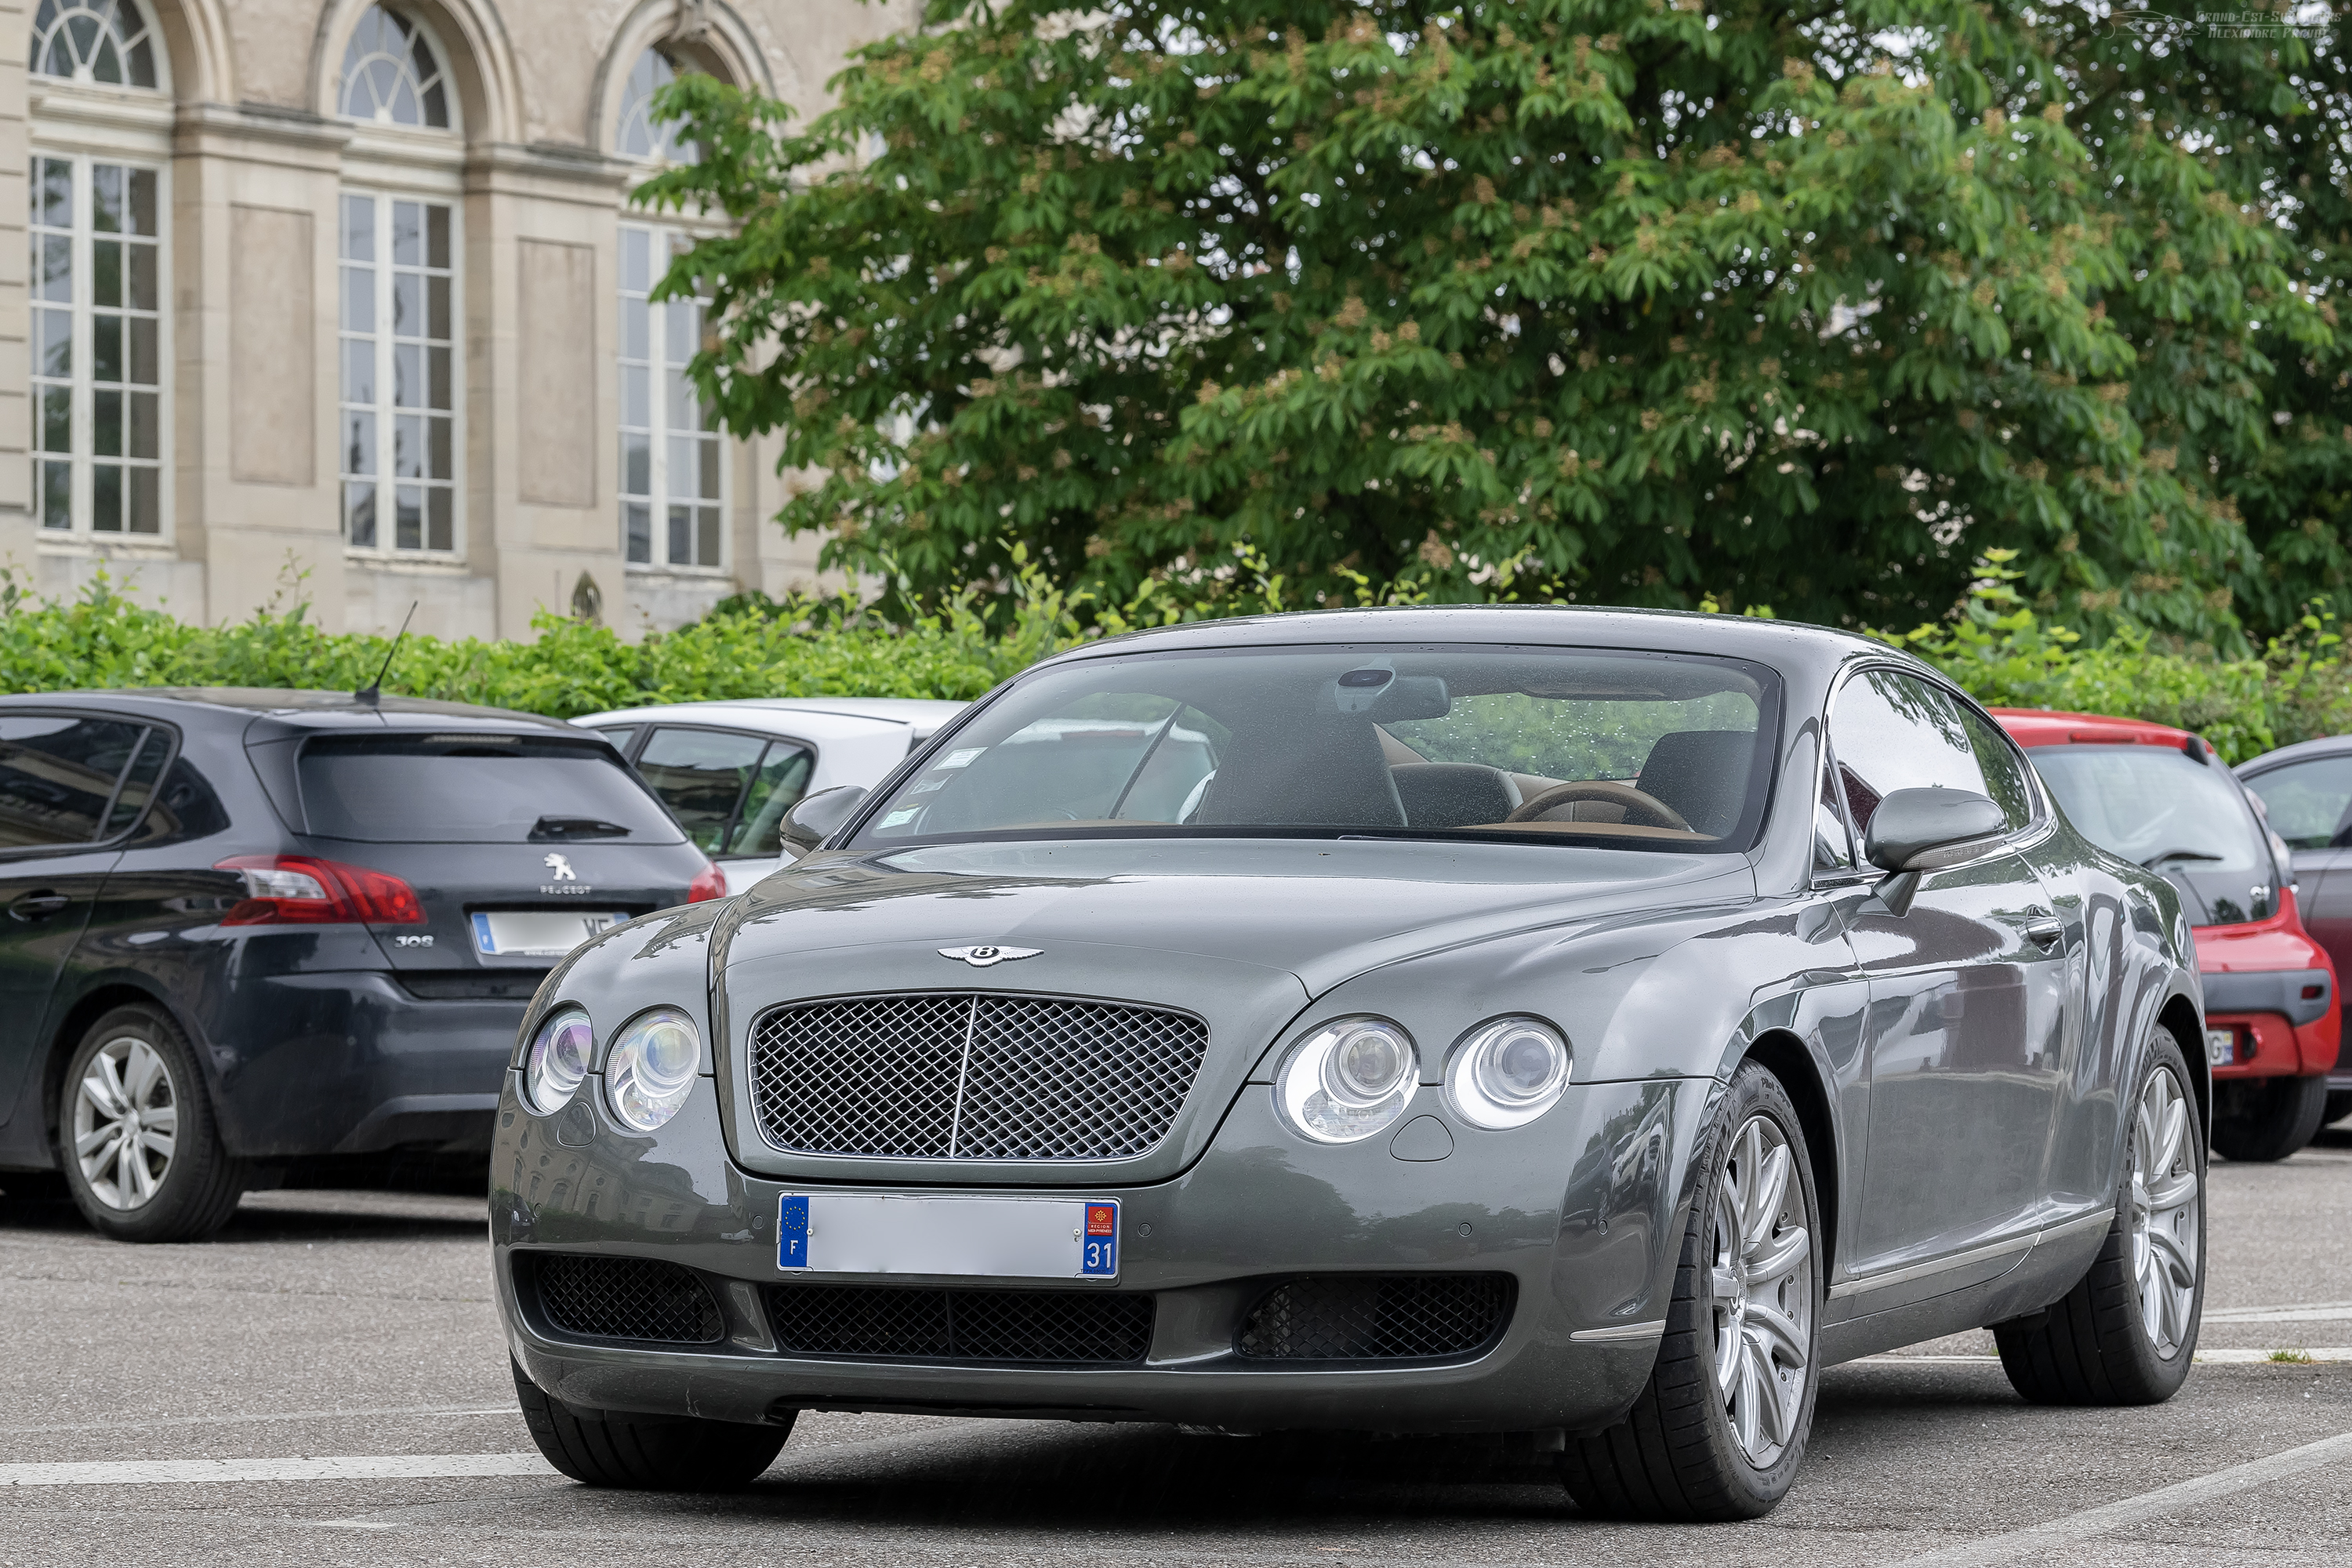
[4,550,2344,765]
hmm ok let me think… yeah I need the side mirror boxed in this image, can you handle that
[1862,787,2008,915]
[779,786,868,857]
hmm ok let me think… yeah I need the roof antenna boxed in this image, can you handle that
[354,601,418,708]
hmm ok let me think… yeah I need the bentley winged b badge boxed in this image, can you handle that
[938,945,1041,968]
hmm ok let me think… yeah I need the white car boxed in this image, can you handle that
[571,699,967,893]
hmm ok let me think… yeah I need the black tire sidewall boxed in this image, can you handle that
[55,1005,241,1243]
[2211,1073,2327,1163]
[1677,1063,1825,1512]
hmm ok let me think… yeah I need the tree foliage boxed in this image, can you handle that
[644,0,2343,647]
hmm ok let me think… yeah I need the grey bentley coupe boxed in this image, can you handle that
[492,608,2207,1521]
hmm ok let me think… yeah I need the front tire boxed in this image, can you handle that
[2210,1073,2326,1163]
[1996,1030,2202,1404]
[56,1006,245,1243]
[514,1362,791,1490]
[1559,1061,1822,1521]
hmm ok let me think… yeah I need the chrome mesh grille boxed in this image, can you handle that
[748,993,1209,1160]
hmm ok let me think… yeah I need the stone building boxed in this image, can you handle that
[0,0,901,638]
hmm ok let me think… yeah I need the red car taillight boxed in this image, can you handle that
[215,855,426,926]
[687,861,727,903]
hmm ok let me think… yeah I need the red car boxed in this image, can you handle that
[1994,709,2340,1160]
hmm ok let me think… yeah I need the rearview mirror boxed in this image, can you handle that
[1862,787,2009,915]
[780,786,868,858]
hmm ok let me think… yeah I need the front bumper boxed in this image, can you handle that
[491,1070,1708,1435]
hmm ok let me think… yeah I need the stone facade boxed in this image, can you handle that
[0,0,906,639]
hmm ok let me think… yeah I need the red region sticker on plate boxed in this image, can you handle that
[1086,1203,1116,1237]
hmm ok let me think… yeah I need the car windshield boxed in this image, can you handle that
[299,735,685,844]
[2030,744,2275,925]
[850,644,1780,852]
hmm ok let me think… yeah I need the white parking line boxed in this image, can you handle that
[2204,1301,2352,1324]
[0,1406,516,1438]
[1888,1428,2352,1566]
[0,1453,552,1486]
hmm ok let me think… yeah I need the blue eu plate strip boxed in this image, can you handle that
[470,913,496,954]
[777,1194,809,1269]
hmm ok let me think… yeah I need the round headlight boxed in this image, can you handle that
[523,1007,593,1116]
[1446,1017,1571,1130]
[605,1007,702,1132]
[1275,1018,1417,1144]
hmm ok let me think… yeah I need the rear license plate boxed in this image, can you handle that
[2206,1027,2238,1066]
[776,1193,1119,1279]
[470,909,622,957]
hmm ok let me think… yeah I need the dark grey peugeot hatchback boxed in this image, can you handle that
[0,688,720,1243]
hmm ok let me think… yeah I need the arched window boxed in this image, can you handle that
[339,5,450,129]
[616,49,695,163]
[30,0,158,89]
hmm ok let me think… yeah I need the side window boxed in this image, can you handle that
[0,714,147,848]
[102,728,172,839]
[592,724,641,758]
[128,757,230,845]
[1825,670,1992,842]
[633,727,768,855]
[2243,756,2352,850]
[1958,708,2037,831]
[1814,762,1855,869]
[729,743,816,856]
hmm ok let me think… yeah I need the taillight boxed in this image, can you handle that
[688,861,727,903]
[215,855,426,926]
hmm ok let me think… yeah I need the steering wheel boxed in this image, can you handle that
[1506,781,1692,831]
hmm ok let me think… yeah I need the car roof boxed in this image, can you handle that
[2236,735,2352,776]
[0,686,579,734]
[570,697,967,743]
[1990,707,2198,751]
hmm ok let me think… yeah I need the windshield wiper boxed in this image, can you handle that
[2140,848,2224,867]
[531,815,632,842]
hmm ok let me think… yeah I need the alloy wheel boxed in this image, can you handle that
[2129,1064,2201,1358]
[71,1036,178,1210]
[1710,1112,1813,1468]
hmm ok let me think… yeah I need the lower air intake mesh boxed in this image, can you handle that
[766,1285,1154,1363]
[535,1254,724,1345]
[1236,1275,1512,1362]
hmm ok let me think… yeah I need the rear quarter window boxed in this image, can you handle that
[297,734,684,844]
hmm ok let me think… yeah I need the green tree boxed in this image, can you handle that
[644,0,2336,643]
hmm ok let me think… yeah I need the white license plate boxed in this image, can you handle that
[470,909,621,957]
[2207,1027,2238,1066]
[777,1193,1119,1279]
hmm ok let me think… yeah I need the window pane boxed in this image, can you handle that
[622,365,649,429]
[42,461,71,528]
[622,433,650,496]
[128,169,157,236]
[93,315,122,382]
[699,437,722,499]
[128,317,158,385]
[0,716,150,847]
[39,309,71,377]
[428,415,452,480]
[394,412,423,477]
[128,466,160,534]
[343,339,375,404]
[394,342,421,407]
[343,265,374,332]
[1828,670,1989,839]
[37,158,71,228]
[40,387,70,452]
[343,408,377,476]
[92,463,121,531]
[395,483,423,550]
[664,299,695,365]
[92,163,122,233]
[341,194,374,261]
[625,502,652,563]
[392,201,421,267]
[634,728,769,854]
[621,228,649,292]
[667,434,696,499]
[129,391,159,459]
[666,368,697,431]
[667,503,691,564]
[429,345,450,409]
[301,736,682,844]
[731,745,816,855]
[94,389,122,457]
[93,239,121,308]
[426,203,449,269]
[1961,710,2035,830]
[622,296,648,361]
[391,270,419,335]
[427,485,452,551]
[127,243,157,310]
[2246,756,2352,849]
[427,275,450,339]
[39,234,71,302]
[697,506,720,567]
[345,480,378,546]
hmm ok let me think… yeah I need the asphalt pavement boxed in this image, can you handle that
[5,1138,2352,1566]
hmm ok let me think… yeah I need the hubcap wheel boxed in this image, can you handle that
[1710,1112,1813,1468]
[71,1036,177,1211]
[2130,1064,2201,1358]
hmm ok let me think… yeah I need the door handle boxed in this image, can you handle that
[2024,916,2063,948]
[8,891,70,922]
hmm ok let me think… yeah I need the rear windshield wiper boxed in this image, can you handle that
[2140,848,2224,867]
[531,815,632,842]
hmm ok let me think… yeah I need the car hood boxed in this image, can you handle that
[708,837,1757,1186]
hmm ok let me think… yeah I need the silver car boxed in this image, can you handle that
[494,609,2207,1520]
